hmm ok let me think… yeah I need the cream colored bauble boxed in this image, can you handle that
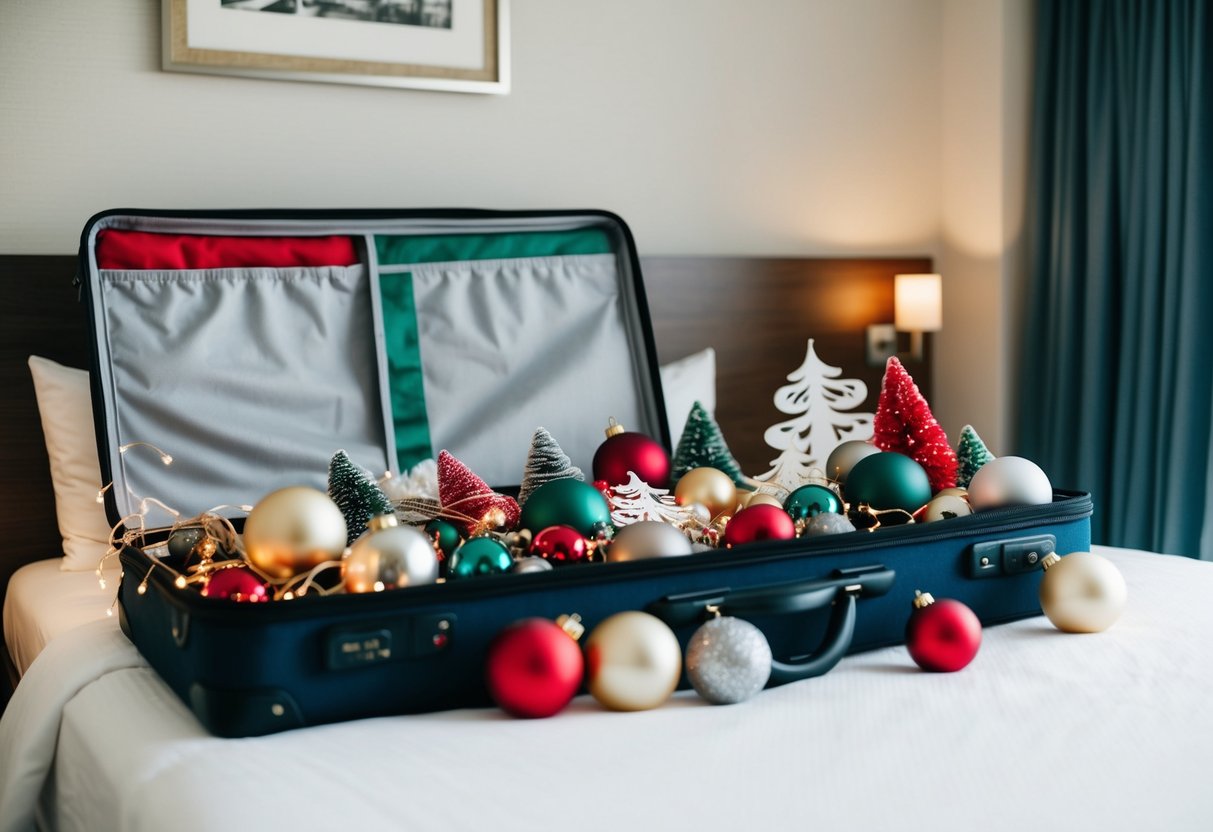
[825,440,880,484]
[585,611,682,711]
[922,493,973,523]
[607,520,694,563]
[967,457,1053,510]
[741,492,784,509]
[343,514,438,593]
[243,486,347,579]
[674,467,738,519]
[1039,551,1127,633]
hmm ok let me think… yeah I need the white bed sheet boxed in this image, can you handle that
[2,546,1212,832]
[2,559,120,677]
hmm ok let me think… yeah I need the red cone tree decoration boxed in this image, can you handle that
[437,450,521,535]
[873,357,958,492]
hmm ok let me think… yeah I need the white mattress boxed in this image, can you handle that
[3,558,121,677]
[2,546,1212,832]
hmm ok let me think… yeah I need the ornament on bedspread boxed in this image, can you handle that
[486,615,586,718]
[872,357,957,492]
[518,427,584,506]
[585,611,682,711]
[905,590,982,672]
[1039,551,1126,633]
[756,339,874,491]
[328,450,394,546]
[685,614,773,704]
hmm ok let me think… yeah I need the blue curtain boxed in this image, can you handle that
[1021,0,1213,559]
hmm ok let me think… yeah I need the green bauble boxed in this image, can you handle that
[424,518,462,558]
[783,484,842,521]
[519,479,612,537]
[844,452,932,513]
[447,536,512,579]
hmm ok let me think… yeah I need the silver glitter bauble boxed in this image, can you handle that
[684,616,772,705]
[803,512,857,537]
[511,556,554,574]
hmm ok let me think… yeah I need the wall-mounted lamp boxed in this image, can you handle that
[866,273,942,365]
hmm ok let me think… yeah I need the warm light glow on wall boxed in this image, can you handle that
[894,274,943,333]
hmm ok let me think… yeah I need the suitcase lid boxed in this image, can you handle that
[78,209,668,529]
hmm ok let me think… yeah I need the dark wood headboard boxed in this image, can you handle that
[0,253,931,605]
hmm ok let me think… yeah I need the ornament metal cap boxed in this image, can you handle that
[366,513,400,533]
[912,589,936,609]
[556,613,585,641]
[1040,551,1062,571]
[603,417,626,439]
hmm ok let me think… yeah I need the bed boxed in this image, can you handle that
[2,253,1211,832]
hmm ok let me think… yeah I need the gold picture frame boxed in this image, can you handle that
[163,0,508,94]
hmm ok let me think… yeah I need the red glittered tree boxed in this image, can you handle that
[873,357,958,491]
[437,450,520,535]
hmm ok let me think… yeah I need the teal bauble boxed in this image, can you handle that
[424,518,462,558]
[783,484,843,521]
[519,479,612,537]
[844,452,932,513]
[447,536,512,579]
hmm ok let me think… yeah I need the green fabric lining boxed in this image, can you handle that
[377,271,433,473]
[375,229,612,266]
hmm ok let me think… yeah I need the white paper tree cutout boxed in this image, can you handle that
[610,472,695,527]
[757,339,874,490]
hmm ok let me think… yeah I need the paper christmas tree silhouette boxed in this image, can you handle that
[610,472,695,528]
[518,427,584,506]
[671,402,746,485]
[757,339,874,490]
[437,450,520,535]
[956,424,995,488]
[872,357,958,491]
[328,449,394,546]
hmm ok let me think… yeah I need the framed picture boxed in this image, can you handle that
[162,0,509,94]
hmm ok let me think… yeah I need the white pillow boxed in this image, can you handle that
[28,356,113,571]
[659,347,717,448]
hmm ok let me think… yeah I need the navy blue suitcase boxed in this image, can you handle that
[82,209,1092,737]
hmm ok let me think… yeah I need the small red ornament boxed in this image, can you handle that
[873,357,958,492]
[201,567,269,602]
[723,504,796,547]
[592,419,670,488]
[594,479,614,506]
[530,525,590,564]
[437,450,521,536]
[905,591,981,672]
[486,616,586,718]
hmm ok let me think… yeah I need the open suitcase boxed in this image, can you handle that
[79,209,1093,737]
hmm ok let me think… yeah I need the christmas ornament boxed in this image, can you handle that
[783,484,843,522]
[872,357,958,492]
[740,492,783,509]
[685,616,773,704]
[723,504,796,547]
[328,449,394,546]
[512,556,554,574]
[243,486,348,579]
[519,478,612,537]
[447,536,513,580]
[956,424,995,488]
[424,518,461,560]
[670,401,746,485]
[606,520,693,562]
[518,427,584,506]
[592,419,671,488]
[437,450,520,535]
[844,452,932,513]
[921,493,973,522]
[967,456,1053,510]
[200,566,268,602]
[343,514,439,593]
[674,467,738,519]
[529,524,590,565]
[824,440,880,485]
[585,611,682,711]
[803,512,857,537]
[757,339,874,490]
[905,591,982,672]
[935,487,968,498]
[610,472,696,527]
[167,526,206,559]
[486,616,586,718]
[1039,551,1127,633]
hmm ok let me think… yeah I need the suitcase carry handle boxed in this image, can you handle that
[646,565,895,684]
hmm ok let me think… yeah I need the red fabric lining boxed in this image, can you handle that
[96,229,359,270]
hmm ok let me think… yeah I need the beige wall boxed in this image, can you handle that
[1,0,1028,453]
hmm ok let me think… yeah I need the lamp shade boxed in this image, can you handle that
[894,274,942,332]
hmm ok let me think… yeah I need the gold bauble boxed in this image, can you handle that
[1039,551,1127,633]
[243,486,347,579]
[922,493,973,523]
[675,468,738,519]
[585,611,682,711]
[741,492,783,509]
[343,515,439,593]
[935,487,968,499]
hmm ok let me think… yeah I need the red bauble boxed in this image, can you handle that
[723,504,796,547]
[592,427,670,488]
[905,592,981,672]
[485,618,585,718]
[594,479,613,505]
[201,567,268,602]
[530,525,590,564]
